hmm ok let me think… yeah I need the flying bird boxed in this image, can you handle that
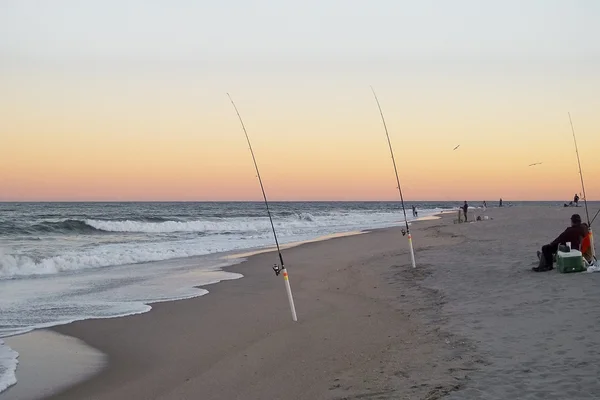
[453,145,461,150]
[528,162,543,167]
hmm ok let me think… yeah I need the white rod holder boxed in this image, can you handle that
[408,233,416,268]
[281,268,298,322]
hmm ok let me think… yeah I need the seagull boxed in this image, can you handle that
[528,162,543,167]
[453,145,461,150]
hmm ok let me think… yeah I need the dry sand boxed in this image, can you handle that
[38,205,600,399]
[428,206,600,400]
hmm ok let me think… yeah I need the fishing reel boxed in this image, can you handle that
[272,264,282,276]
[401,228,407,236]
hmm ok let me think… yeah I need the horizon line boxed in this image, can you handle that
[0,199,595,203]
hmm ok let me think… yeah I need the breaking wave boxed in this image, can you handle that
[0,220,102,235]
[0,242,217,279]
[2,213,324,235]
[0,207,447,279]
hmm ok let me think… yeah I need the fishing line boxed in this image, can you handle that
[227,93,298,321]
[371,87,417,268]
[591,209,600,227]
[568,113,590,225]
[569,112,596,261]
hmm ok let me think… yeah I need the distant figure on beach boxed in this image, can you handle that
[534,214,584,272]
[483,200,487,209]
[574,193,580,206]
[412,205,418,217]
[462,201,469,222]
[499,198,503,207]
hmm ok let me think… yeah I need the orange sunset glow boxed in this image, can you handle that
[1,2,599,201]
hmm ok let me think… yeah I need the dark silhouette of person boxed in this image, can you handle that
[499,198,503,207]
[412,205,418,217]
[574,194,580,206]
[534,214,585,272]
[462,201,469,221]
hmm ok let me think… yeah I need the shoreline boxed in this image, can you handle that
[0,213,444,400]
[41,212,471,399]
[1,331,105,400]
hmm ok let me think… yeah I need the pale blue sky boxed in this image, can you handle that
[2,0,599,70]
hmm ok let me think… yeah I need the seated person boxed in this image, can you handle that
[534,214,584,272]
[581,223,594,264]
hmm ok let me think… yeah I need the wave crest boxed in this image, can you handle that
[0,242,215,279]
[85,214,319,233]
[36,219,102,234]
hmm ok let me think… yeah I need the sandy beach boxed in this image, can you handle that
[3,2,598,399]
[5,205,598,400]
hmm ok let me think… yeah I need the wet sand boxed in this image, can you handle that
[1,331,105,400]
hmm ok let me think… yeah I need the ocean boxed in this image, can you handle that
[0,201,459,393]
[0,200,573,393]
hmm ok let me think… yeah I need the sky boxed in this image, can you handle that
[1,0,599,201]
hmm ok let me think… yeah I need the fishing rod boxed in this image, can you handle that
[371,87,416,268]
[591,209,600,227]
[568,112,595,259]
[569,113,590,225]
[227,93,298,322]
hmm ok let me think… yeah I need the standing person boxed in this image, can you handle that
[574,193,580,207]
[499,198,503,207]
[483,200,487,209]
[412,205,418,217]
[462,201,469,222]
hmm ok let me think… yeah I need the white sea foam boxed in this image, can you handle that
[0,339,18,393]
[84,210,405,233]
[85,215,328,233]
[0,242,212,278]
[0,204,446,395]
[0,259,243,395]
[18,211,437,278]
[2,209,444,279]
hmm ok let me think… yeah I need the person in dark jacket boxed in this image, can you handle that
[533,214,585,272]
[462,201,469,221]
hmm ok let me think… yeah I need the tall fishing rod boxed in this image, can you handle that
[227,93,298,322]
[568,112,595,260]
[371,87,416,268]
[568,112,590,225]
